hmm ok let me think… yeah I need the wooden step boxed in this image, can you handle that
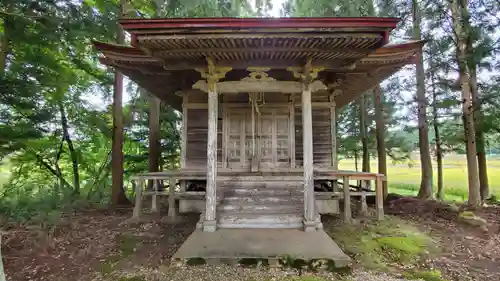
[224,187,303,197]
[218,212,303,229]
[219,181,303,188]
[223,195,303,204]
[218,203,302,213]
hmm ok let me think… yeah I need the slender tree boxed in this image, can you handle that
[110,0,130,207]
[449,0,481,206]
[469,57,489,200]
[430,66,444,200]
[413,0,434,199]
[374,85,388,198]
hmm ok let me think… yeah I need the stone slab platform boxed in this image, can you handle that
[172,229,351,268]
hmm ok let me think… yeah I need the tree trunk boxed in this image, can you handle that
[374,85,388,198]
[148,94,161,173]
[360,94,370,173]
[469,64,489,200]
[35,154,73,189]
[110,0,130,207]
[0,15,10,75]
[354,149,359,172]
[359,94,370,189]
[59,102,80,196]
[450,0,481,207]
[413,0,433,199]
[431,73,444,200]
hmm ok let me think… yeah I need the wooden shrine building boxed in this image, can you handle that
[95,17,423,266]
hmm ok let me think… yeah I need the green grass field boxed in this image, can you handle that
[0,154,498,203]
[338,154,500,202]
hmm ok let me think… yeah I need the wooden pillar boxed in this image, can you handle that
[204,88,218,231]
[329,94,338,193]
[302,83,315,231]
[151,179,158,213]
[181,93,188,168]
[343,176,351,223]
[376,175,384,220]
[168,177,176,218]
[359,180,368,216]
[329,94,337,170]
[289,59,323,232]
[132,178,144,219]
[289,95,296,168]
[197,58,231,232]
[180,93,187,193]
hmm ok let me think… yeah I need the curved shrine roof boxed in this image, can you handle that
[94,17,423,110]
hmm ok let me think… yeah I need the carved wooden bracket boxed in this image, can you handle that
[195,57,232,92]
[287,57,325,83]
[192,60,327,93]
[243,67,275,82]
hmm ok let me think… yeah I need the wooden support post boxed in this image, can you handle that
[329,94,337,170]
[168,177,176,218]
[289,95,296,168]
[376,176,384,220]
[302,83,315,231]
[181,93,188,168]
[251,97,258,172]
[197,58,231,232]
[132,179,144,219]
[343,176,351,223]
[288,59,323,232]
[151,179,158,213]
[359,180,368,216]
[205,88,218,231]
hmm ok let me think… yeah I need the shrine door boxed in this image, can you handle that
[226,107,291,170]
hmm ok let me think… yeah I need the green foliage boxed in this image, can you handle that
[403,269,450,281]
[0,0,272,223]
[327,216,439,271]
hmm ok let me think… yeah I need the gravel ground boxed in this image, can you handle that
[91,265,423,281]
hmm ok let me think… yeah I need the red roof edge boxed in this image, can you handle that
[373,40,426,54]
[118,17,400,31]
[92,40,145,55]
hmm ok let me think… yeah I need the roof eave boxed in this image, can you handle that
[119,17,400,31]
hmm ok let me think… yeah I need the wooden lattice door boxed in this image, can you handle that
[259,108,290,169]
[226,110,251,169]
[226,107,290,170]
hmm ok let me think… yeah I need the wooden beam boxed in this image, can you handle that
[154,47,369,58]
[162,58,387,71]
[193,80,327,94]
[212,102,335,108]
[185,102,208,109]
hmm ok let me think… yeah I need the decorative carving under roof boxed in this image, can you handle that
[92,17,425,109]
[242,68,275,82]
